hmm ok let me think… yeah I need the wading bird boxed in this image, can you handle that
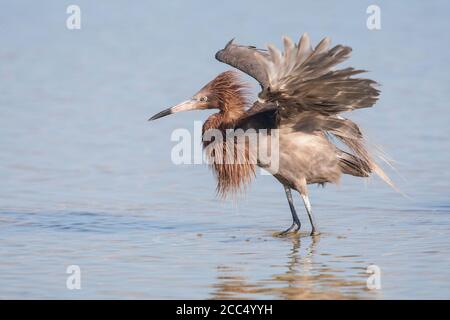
[149,33,393,236]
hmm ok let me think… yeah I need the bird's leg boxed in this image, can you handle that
[300,192,319,236]
[278,186,301,235]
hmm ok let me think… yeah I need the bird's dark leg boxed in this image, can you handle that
[300,193,319,236]
[278,185,301,235]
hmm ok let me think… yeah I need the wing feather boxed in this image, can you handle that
[258,34,379,116]
[215,34,379,117]
[215,39,269,89]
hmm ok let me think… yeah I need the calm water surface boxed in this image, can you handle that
[0,1,449,299]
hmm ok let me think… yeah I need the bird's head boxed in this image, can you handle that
[149,71,248,121]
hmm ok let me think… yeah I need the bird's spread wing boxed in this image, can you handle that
[216,34,394,190]
[216,33,380,119]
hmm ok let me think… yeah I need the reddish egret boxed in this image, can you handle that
[149,33,393,236]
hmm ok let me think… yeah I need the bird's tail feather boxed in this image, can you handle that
[328,118,399,192]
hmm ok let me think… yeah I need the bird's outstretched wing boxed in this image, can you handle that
[216,35,394,190]
[215,33,380,118]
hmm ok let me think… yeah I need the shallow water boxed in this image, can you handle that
[0,1,449,299]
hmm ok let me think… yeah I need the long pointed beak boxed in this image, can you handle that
[148,100,199,121]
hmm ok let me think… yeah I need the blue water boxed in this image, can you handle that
[0,1,449,299]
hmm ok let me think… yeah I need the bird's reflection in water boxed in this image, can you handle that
[211,235,375,299]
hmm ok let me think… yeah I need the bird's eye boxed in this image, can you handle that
[199,96,208,102]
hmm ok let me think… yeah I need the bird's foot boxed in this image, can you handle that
[310,229,320,237]
[275,223,300,237]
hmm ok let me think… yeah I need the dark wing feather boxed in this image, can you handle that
[215,39,269,90]
[216,34,379,118]
[235,107,278,131]
[255,33,380,117]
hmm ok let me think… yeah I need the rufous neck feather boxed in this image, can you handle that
[201,71,255,199]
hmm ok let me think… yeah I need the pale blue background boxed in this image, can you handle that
[0,1,449,299]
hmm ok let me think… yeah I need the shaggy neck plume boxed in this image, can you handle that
[201,71,255,198]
